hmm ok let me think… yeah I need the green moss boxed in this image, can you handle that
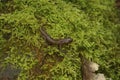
[0,0,119,80]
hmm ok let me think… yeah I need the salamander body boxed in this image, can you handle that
[40,27,73,46]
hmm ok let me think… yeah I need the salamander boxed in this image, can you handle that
[40,26,73,46]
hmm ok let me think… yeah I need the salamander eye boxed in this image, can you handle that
[68,38,73,42]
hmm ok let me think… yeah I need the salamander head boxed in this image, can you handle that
[59,38,73,44]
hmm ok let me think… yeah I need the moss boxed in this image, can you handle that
[0,0,119,80]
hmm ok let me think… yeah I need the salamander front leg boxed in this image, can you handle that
[58,44,62,50]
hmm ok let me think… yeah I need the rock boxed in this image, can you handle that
[94,73,106,80]
[0,65,20,80]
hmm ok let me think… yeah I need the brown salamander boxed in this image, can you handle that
[40,27,73,47]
